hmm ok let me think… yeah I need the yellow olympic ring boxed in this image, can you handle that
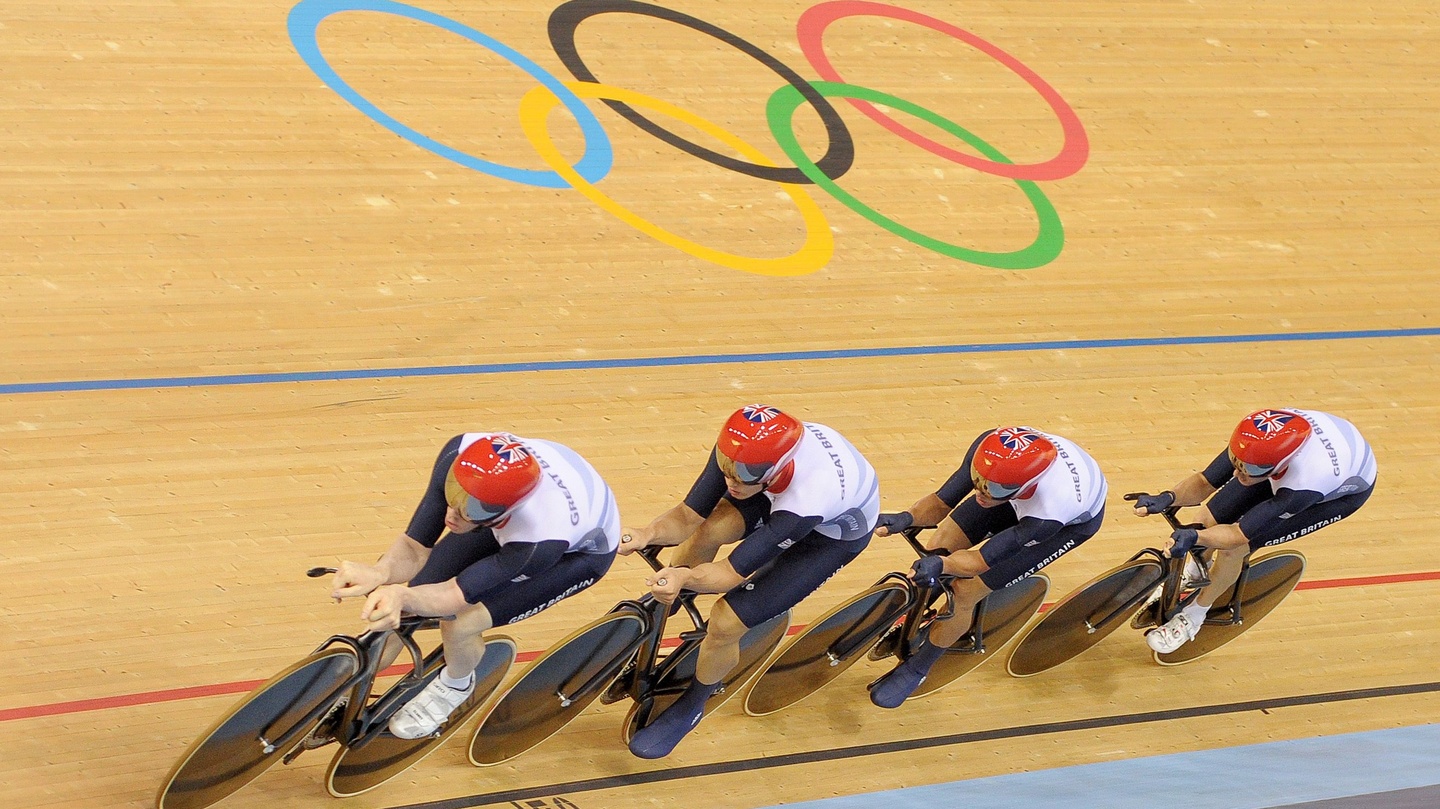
[519,82,834,277]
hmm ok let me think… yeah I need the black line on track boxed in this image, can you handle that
[387,680,1440,808]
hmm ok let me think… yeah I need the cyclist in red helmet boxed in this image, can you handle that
[619,404,879,758]
[868,426,1108,708]
[329,432,621,739]
[1132,408,1376,653]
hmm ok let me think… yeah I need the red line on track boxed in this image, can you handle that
[3,570,1434,724]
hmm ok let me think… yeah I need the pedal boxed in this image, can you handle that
[599,666,634,705]
[294,696,348,754]
[866,624,903,661]
[1181,554,1210,590]
[1129,586,1163,630]
[947,634,982,655]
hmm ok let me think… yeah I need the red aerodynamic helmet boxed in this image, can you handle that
[1229,409,1311,478]
[971,427,1058,501]
[445,433,542,525]
[715,404,804,486]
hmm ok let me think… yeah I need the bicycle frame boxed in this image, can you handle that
[268,569,440,761]
[592,547,710,714]
[1156,508,1254,627]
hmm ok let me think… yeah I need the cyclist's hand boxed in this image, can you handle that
[1165,527,1200,558]
[331,561,386,601]
[646,566,689,605]
[617,527,653,556]
[873,511,915,538]
[1127,491,1176,517]
[909,555,945,589]
[360,585,405,632]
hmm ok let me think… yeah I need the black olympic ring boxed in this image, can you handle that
[548,0,856,184]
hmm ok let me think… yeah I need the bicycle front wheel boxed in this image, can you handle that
[1007,558,1164,677]
[469,610,646,766]
[156,647,358,809]
[744,581,911,716]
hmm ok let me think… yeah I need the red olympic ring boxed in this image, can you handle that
[797,0,1089,181]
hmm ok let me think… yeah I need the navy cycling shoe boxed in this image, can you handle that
[868,658,930,709]
[627,679,720,759]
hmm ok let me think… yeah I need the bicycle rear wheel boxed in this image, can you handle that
[326,636,516,797]
[622,608,791,740]
[469,611,647,766]
[913,573,1049,697]
[1007,558,1165,677]
[744,581,911,717]
[1156,550,1305,666]
[156,647,359,809]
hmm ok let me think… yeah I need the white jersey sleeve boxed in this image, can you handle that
[767,422,880,541]
[1009,431,1108,526]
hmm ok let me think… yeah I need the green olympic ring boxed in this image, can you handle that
[767,80,1064,270]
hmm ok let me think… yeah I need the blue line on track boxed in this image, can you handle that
[4,327,1437,396]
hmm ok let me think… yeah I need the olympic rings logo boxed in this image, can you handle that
[288,0,1089,276]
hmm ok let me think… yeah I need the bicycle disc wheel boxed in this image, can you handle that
[744,581,911,717]
[914,573,1049,697]
[1156,550,1305,666]
[326,636,516,797]
[469,611,646,766]
[622,608,791,740]
[157,647,359,809]
[1007,558,1165,677]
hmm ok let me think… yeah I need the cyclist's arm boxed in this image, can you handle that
[1193,523,1250,550]
[1170,472,1219,508]
[376,534,431,584]
[666,511,823,595]
[623,452,723,551]
[1150,451,1230,512]
[635,502,707,547]
[932,430,992,509]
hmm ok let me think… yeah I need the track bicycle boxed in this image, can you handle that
[156,567,516,809]
[467,545,789,764]
[743,525,1049,716]
[1005,494,1306,676]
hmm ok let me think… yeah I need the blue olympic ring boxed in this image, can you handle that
[286,0,613,189]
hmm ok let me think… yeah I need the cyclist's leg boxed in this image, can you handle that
[1190,479,1275,607]
[480,549,616,628]
[630,533,865,758]
[917,496,1019,644]
[872,509,1099,707]
[393,546,614,738]
[714,531,869,683]
[383,529,502,670]
[1153,486,1370,652]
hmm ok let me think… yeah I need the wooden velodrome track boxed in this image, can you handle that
[2,0,1437,807]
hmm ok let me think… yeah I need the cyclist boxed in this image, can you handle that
[619,404,879,758]
[868,426,1107,707]
[329,432,620,739]
[1133,408,1376,653]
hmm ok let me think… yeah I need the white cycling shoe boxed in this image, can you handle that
[388,675,474,740]
[1145,612,1202,654]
